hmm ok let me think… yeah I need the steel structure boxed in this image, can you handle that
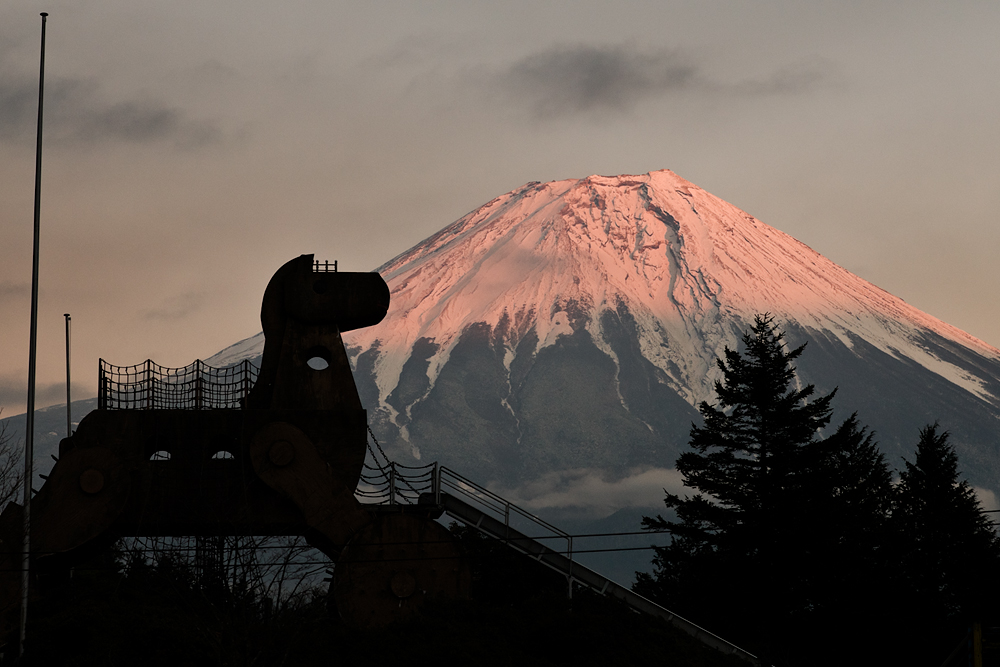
[0,254,469,644]
[0,253,755,663]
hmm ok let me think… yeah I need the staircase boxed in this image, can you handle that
[357,459,759,665]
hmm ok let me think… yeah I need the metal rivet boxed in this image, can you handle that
[390,572,417,599]
[268,440,295,467]
[79,468,104,495]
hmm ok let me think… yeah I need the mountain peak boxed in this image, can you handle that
[208,170,1000,496]
[353,171,997,414]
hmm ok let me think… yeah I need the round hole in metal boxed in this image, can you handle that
[306,356,329,370]
[268,440,296,467]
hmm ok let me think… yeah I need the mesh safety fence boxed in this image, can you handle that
[99,358,258,410]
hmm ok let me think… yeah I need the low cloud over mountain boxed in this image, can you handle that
[209,170,1000,517]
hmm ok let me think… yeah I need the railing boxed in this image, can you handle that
[98,358,258,410]
[351,452,756,664]
[355,461,435,505]
[433,466,574,568]
[354,462,573,564]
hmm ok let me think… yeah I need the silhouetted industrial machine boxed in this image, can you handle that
[0,254,470,643]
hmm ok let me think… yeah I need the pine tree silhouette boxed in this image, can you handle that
[890,423,1000,661]
[635,314,894,665]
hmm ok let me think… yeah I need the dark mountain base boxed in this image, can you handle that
[786,323,1000,489]
[359,309,1000,501]
[363,312,701,488]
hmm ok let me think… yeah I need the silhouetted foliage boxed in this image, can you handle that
[23,541,329,667]
[0,420,24,512]
[888,423,1000,662]
[19,528,747,667]
[635,315,897,665]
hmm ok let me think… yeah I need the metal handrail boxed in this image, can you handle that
[432,466,574,568]
[353,456,756,664]
[355,461,435,506]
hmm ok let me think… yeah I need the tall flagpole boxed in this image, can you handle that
[21,11,48,658]
[65,314,71,438]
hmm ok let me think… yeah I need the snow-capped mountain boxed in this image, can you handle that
[208,170,1000,506]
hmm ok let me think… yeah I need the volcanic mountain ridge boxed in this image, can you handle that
[209,170,1000,506]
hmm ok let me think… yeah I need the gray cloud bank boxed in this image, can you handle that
[0,64,221,148]
[0,375,90,414]
[0,282,29,304]
[492,467,686,518]
[483,44,829,119]
[975,487,999,512]
[495,45,695,117]
[495,469,1000,520]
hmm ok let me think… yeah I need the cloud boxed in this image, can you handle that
[0,374,70,409]
[0,63,221,148]
[974,486,999,512]
[491,44,695,118]
[0,282,29,304]
[492,467,687,518]
[0,376,25,408]
[724,57,831,96]
[70,99,221,147]
[141,291,206,321]
[483,44,829,119]
[0,75,39,136]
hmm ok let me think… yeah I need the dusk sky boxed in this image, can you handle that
[1,1,999,417]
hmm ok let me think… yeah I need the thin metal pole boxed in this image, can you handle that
[567,536,573,600]
[388,463,396,505]
[64,313,71,438]
[433,462,440,505]
[21,11,48,658]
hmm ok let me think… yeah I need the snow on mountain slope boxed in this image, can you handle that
[205,333,263,368]
[343,170,999,413]
[201,169,1000,499]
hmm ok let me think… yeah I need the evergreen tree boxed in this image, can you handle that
[891,424,1000,660]
[799,413,894,663]
[635,315,894,665]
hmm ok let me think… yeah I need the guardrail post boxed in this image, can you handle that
[194,360,203,410]
[388,463,396,505]
[567,536,574,600]
[98,360,106,409]
[241,359,251,405]
[433,463,441,505]
[145,359,153,410]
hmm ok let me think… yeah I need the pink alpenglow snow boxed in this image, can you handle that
[207,170,1000,504]
[344,170,999,410]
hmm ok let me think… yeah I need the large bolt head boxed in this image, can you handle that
[79,468,105,495]
[268,440,296,467]
[390,571,417,599]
